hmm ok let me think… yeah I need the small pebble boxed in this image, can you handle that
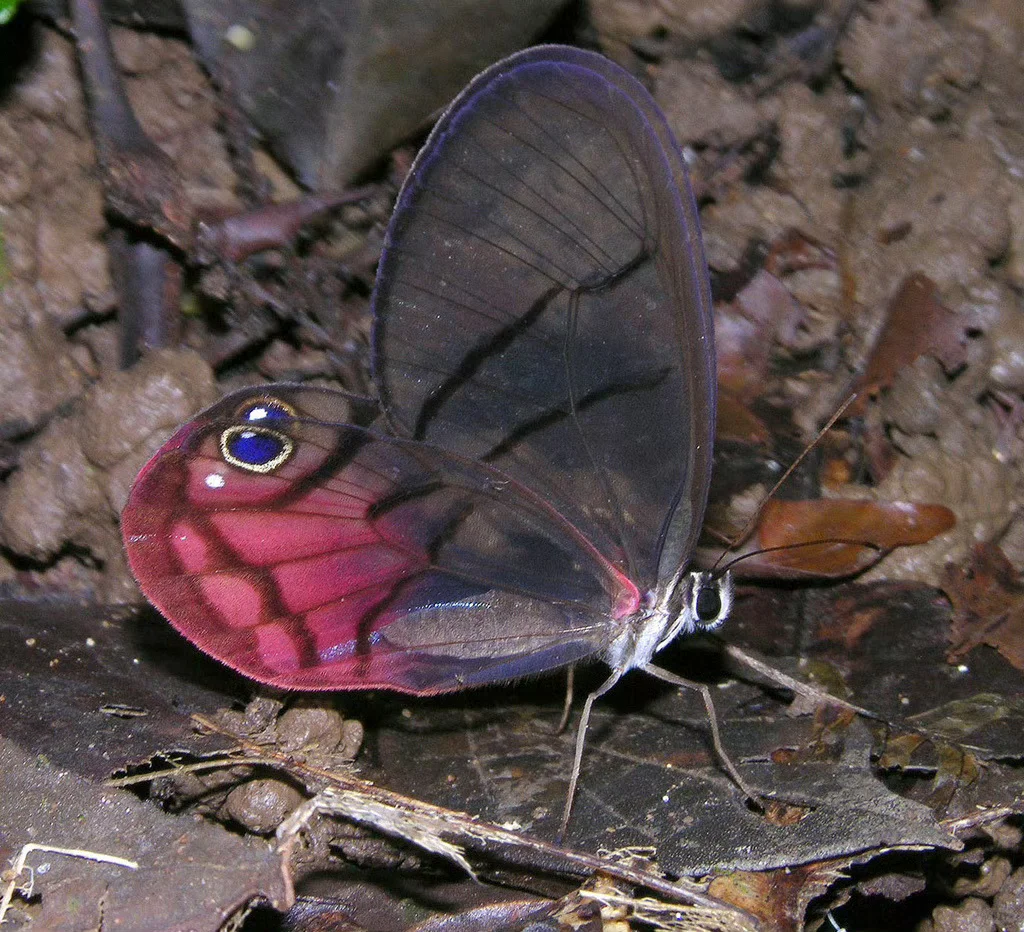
[951,856,1012,899]
[223,778,303,835]
[338,719,364,760]
[994,867,1024,932]
[278,706,345,753]
[931,897,995,932]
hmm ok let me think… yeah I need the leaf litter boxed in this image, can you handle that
[1,0,1024,929]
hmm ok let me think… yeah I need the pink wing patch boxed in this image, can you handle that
[122,389,638,693]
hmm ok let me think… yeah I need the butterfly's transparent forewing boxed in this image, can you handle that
[373,46,716,590]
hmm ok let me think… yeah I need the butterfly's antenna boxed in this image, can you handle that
[715,536,885,578]
[710,392,858,575]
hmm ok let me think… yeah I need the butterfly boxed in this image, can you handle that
[121,44,737,827]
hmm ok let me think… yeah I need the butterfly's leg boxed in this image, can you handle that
[555,665,575,734]
[559,670,622,838]
[643,663,761,806]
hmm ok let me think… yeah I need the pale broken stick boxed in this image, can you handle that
[276,785,758,932]
[190,713,761,930]
[0,844,138,923]
[724,644,885,722]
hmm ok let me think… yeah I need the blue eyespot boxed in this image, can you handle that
[220,425,294,473]
[239,397,295,423]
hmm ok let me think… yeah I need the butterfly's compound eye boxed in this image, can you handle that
[693,571,732,631]
[220,425,294,473]
[695,584,722,625]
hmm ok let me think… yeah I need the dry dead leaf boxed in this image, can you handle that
[849,273,969,415]
[717,271,807,401]
[763,229,837,278]
[945,543,1024,673]
[724,498,955,579]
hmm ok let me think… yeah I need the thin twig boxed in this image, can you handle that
[105,755,278,788]
[0,844,138,923]
[724,644,884,721]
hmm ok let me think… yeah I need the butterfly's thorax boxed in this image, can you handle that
[604,604,676,673]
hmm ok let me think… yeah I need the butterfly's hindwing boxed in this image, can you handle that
[123,386,638,692]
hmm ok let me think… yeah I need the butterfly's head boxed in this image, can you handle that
[655,569,733,653]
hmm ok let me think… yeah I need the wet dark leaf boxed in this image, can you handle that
[361,661,959,878]
[183,0,569,188]
[0,600,248,778]
[906,694,1024,761]
[0,738,290,930]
